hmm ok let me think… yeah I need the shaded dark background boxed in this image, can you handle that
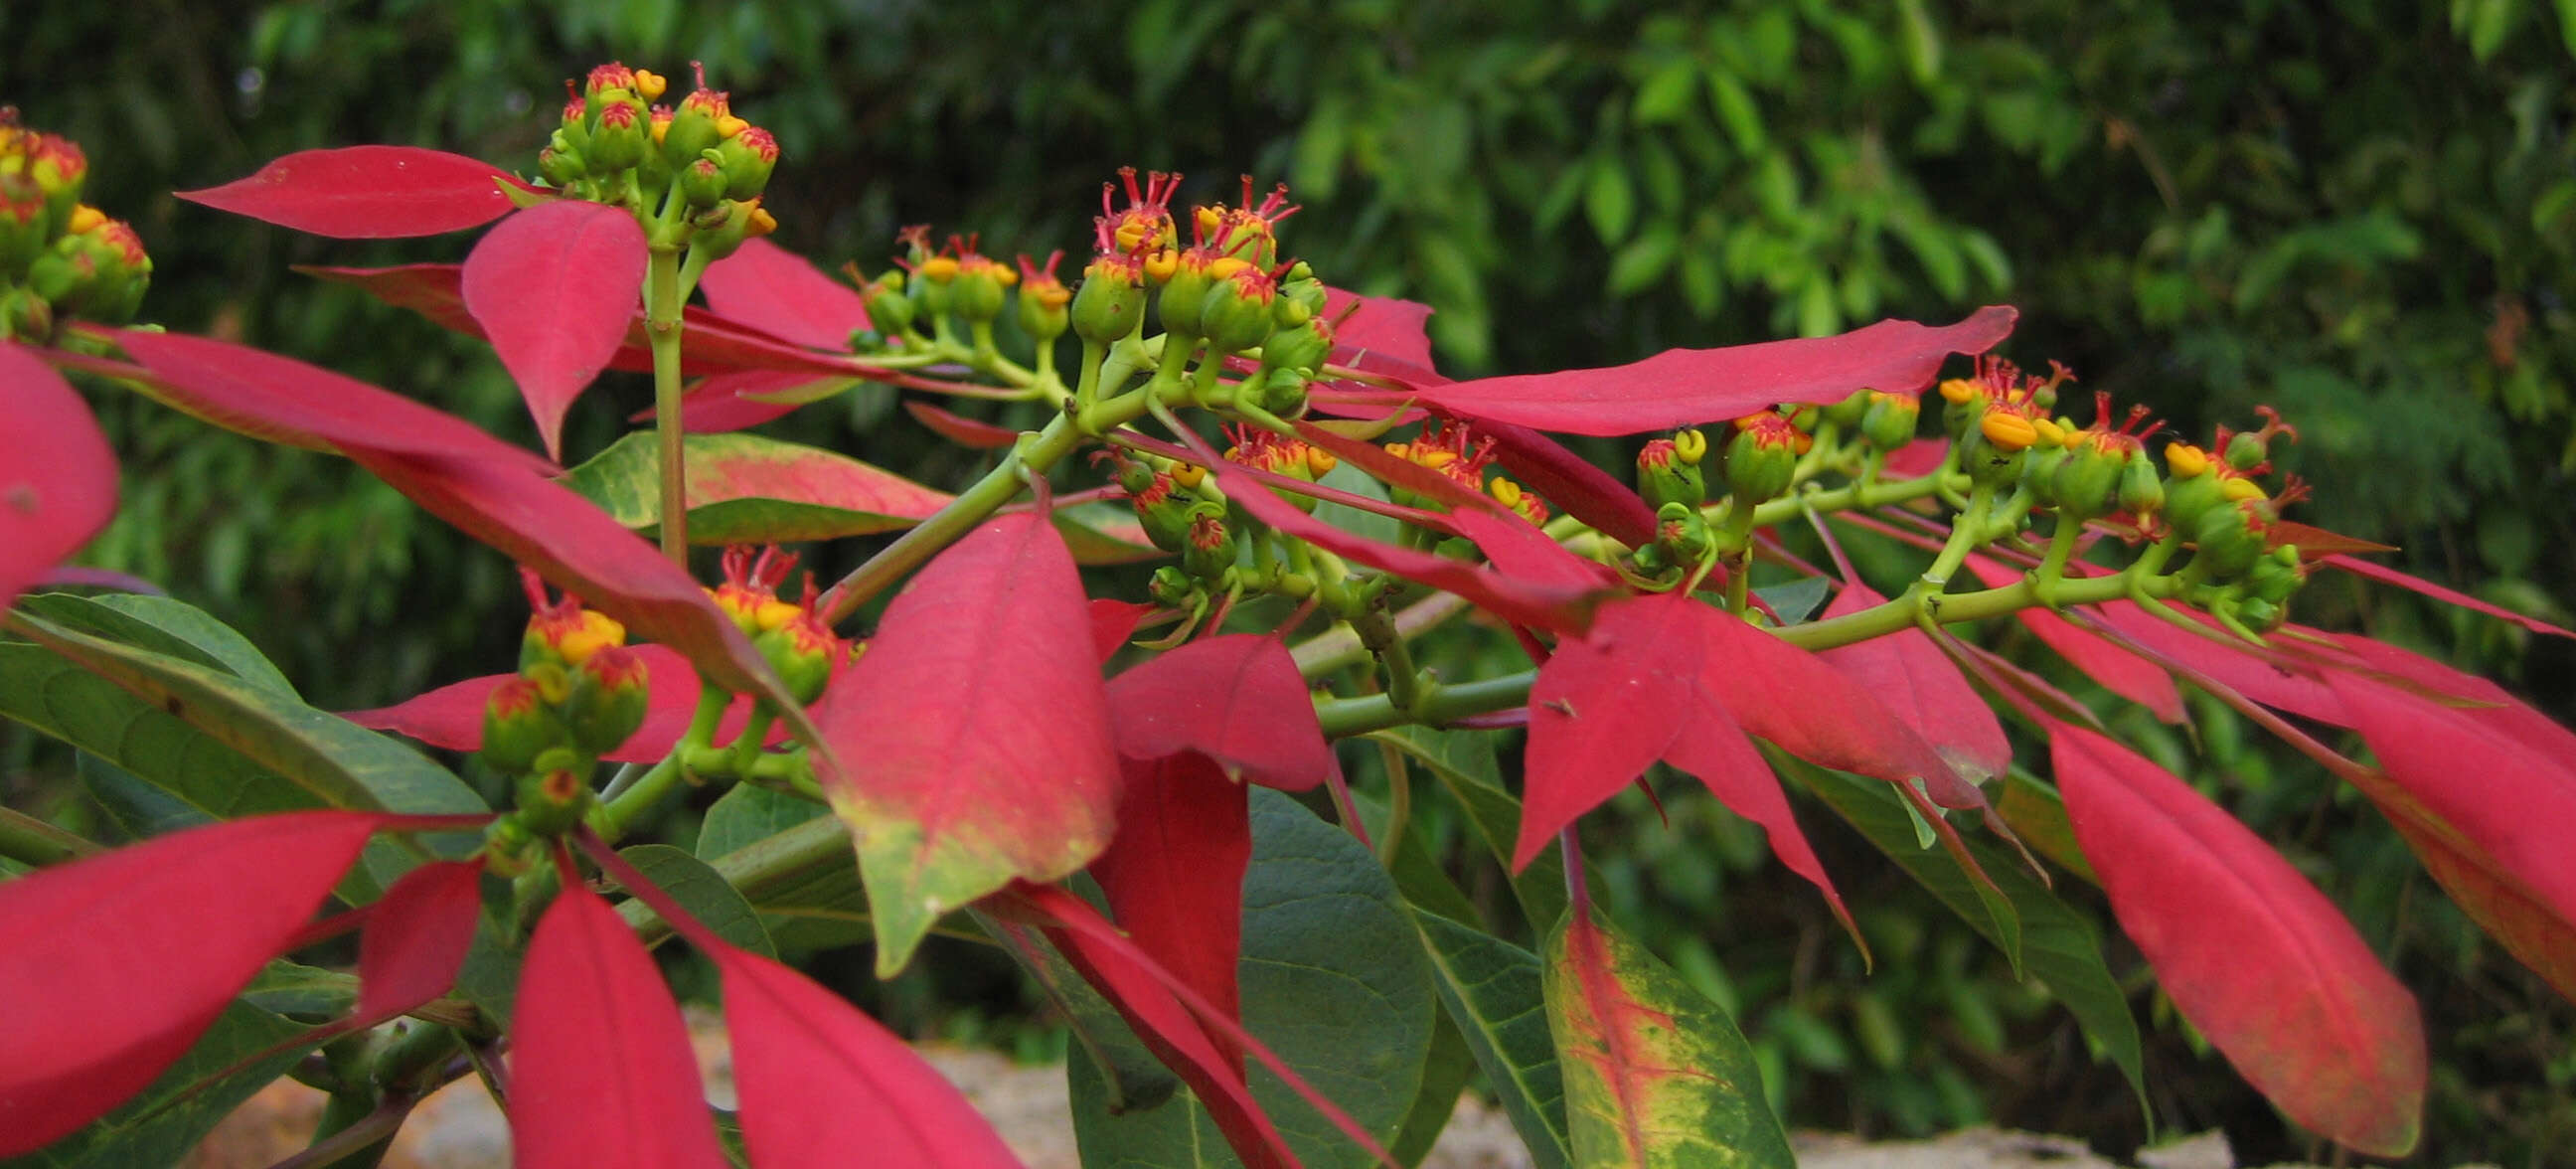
[8,0,2575,1162]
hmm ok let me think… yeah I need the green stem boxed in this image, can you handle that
[645,246,689,565]
[599,686,728,836]
[1919,482,1995,589]
[1374,740,1412,869]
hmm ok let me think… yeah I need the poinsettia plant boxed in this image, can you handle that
[3,63,2571,1167]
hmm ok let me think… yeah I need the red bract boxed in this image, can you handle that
[1319,286,1440,381]
[816,514,1122,975]
[1817,584,2012,781]
[352,860,485,1024]
[461,199,651,459]
[347,643,786,763]
[698,237,873,351]
[510,883,728,1169]
[1397,306,2018,436]
[1088,755,1254,1044]
[674,369,833,432]
[1104,634,1334,791]
[2051,725,2425,1156]
[0,811,386,1155]
[177,146,525,238]
[99,328,556,474]
[0,343,117,609]
[711,945,1025,1168]
[2321,553,2576,639]
[905,400,1024,449]
[1521,594,1856,944]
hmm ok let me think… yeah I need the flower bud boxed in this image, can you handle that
[860,269,916,336]
[2224,430,2269,473]
[564,644,651,756]
[1198,264,1278,356]
[1,182,49,273]
[2117,450,2166,517]
[1257,316,1333,376]
[679,155,729,211]
[520,570,626,670]
[1636,438,1705,512]
[1181,502,1237,580]
[1489,476,1547,525]
[586,97,649,174]
[2191,499,2269,579]
[662,74,731,170]
[1155,251,1220,341]
[754,618,840,707]
[1723,414,1808,504]
[28,217,151,323]
[1821,389,1872,430]
[1651,501,1714,566]
[1016,251,1071,342]
[1857,391,1921,451]
[948,249,1013,323]
[1071,251,1147,345]
[714,125,777,201]
[1256,368,1311,418]
[481,676,568,774]
[538,141,585,188]
[1124,465,1198,554]
[513,754,593,837]
[23,133,86,237]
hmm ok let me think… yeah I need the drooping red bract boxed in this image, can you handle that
[1520,594,1855,945]
[2327,672,2576,997]
[1817,584,2012,781]
[712,945,1023,1168]
[697,237,873,351]
[0,811,385,1155]
[352,859,485,1025]
[2051,725,2424,1156]
[177,146,523,238]
[1403,306,2018,436]
[2322,554,2576,639]
[905,400,1023,449]
[1087,754,1253,1054]
[1104,634,1333,791]
[672,369,835,433]
[103,328,557,474]
[461,200,650,460]
[0,344,117,609]
[816,514,1121,975]
[510,884,725,1169]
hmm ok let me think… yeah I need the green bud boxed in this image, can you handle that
[563,645,651,756]
[1257,368,1310,418]
[1180,501,1237,580]
[2118,451,2166,517]
[1821,389,1872,430]
[679,155,729,211]
[714,125,778,201]
[2224,430,2269,472]
[2191,500,2267,579]
[1651,501,1714,566]
[1636,439,1705,512]
[1198,271,1276,356]
[1156,255,1220,341]
[862,272,916,336]
[585,98,649,174]
[513,753,593,837]
[1071,256,1147,345]
[1723,417,1806,504]
[1257,317,1333,376]
[663,86,730,171]
[949,259,1009,323]
[1858,393,1921,451]
[2048,442,2128,522]
[481,676,568,774]
[753,618,840,706]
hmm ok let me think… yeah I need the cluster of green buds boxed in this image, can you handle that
[0,111,148,340]
[709,545,847,707]
[2012,391,2170,525]
[484,570,651,834]
[1383,418,1548,526]
[1937,356,2075,492]
[1113,450,1241,607]
[2160,409,2310,633]
[1632,427,1713,574]
[541,62,777,258]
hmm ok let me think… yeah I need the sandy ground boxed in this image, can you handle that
[184,1016,2497,1168]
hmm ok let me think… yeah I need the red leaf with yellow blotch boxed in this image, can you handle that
[816,514,1121,976]
[1,344,116,609]
[347,644,786,763]
[2051,725,2424,1156]
[2322,554,2576,639]
[462,200,650,460]
[0,811,385,1156]
[713,945,1024,1168]
[1106,635,1334,790]
[353,860,484,1024]
[1818,584,2012,781]
[1520,595,1856,945]
[178,146,523,238]
[1089,754,1253,1039]
[350,449,807,719]
[698,237,873,351]
[511,884,725,1169]
[1964,555,2182,723]
[100,328,556,474]
[1543,910,1797,1166]
[1405,306,2018,436]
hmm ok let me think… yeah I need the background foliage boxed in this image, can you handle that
[10,0,2575,1161]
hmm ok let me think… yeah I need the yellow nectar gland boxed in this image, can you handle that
[1672,427,1708,465]
[753,597,804,633]
[917,255,961,282]
[1169,461,1208,489]
[1306,447,1338,476]
[2220,476,2267,503]
[2166,442,2211,478]
[2030,417,2068,447]
[633,70,668,101]
[556,610,627,666]
[715,114,749,140]
[1031,282,1072,309]
[746,204,778,237]
[1980,411,2039,452]
[1142,250,1180,281]
[1938,377,1982,406]
[66,205,105,235]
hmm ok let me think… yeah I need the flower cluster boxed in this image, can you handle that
[0,111,148,339]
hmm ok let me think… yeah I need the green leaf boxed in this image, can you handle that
[241,959,360,1018]
[977,903,1183,1115]
[1368,726,1569,931]
[559,431,953,544]
[1414,911,1574,1169]
[1386,1011,1477,1166]
[1544,912,1793,1168]
[1702,71,1768,155]
[1750,577,1831,625]
[1309,460,1405,549]
[615,843,777,959]
[1606,227,1681,297]
[75,594,298,696]
[1786,758,2019,972]
[1791,763,2148,1119]
[697,786,872,951]
[1584,162,1637,247]
[2,1001,317,1169]
[4,598,483,898]
[1631,60,1701,125]
[1069,788,1437,1169]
